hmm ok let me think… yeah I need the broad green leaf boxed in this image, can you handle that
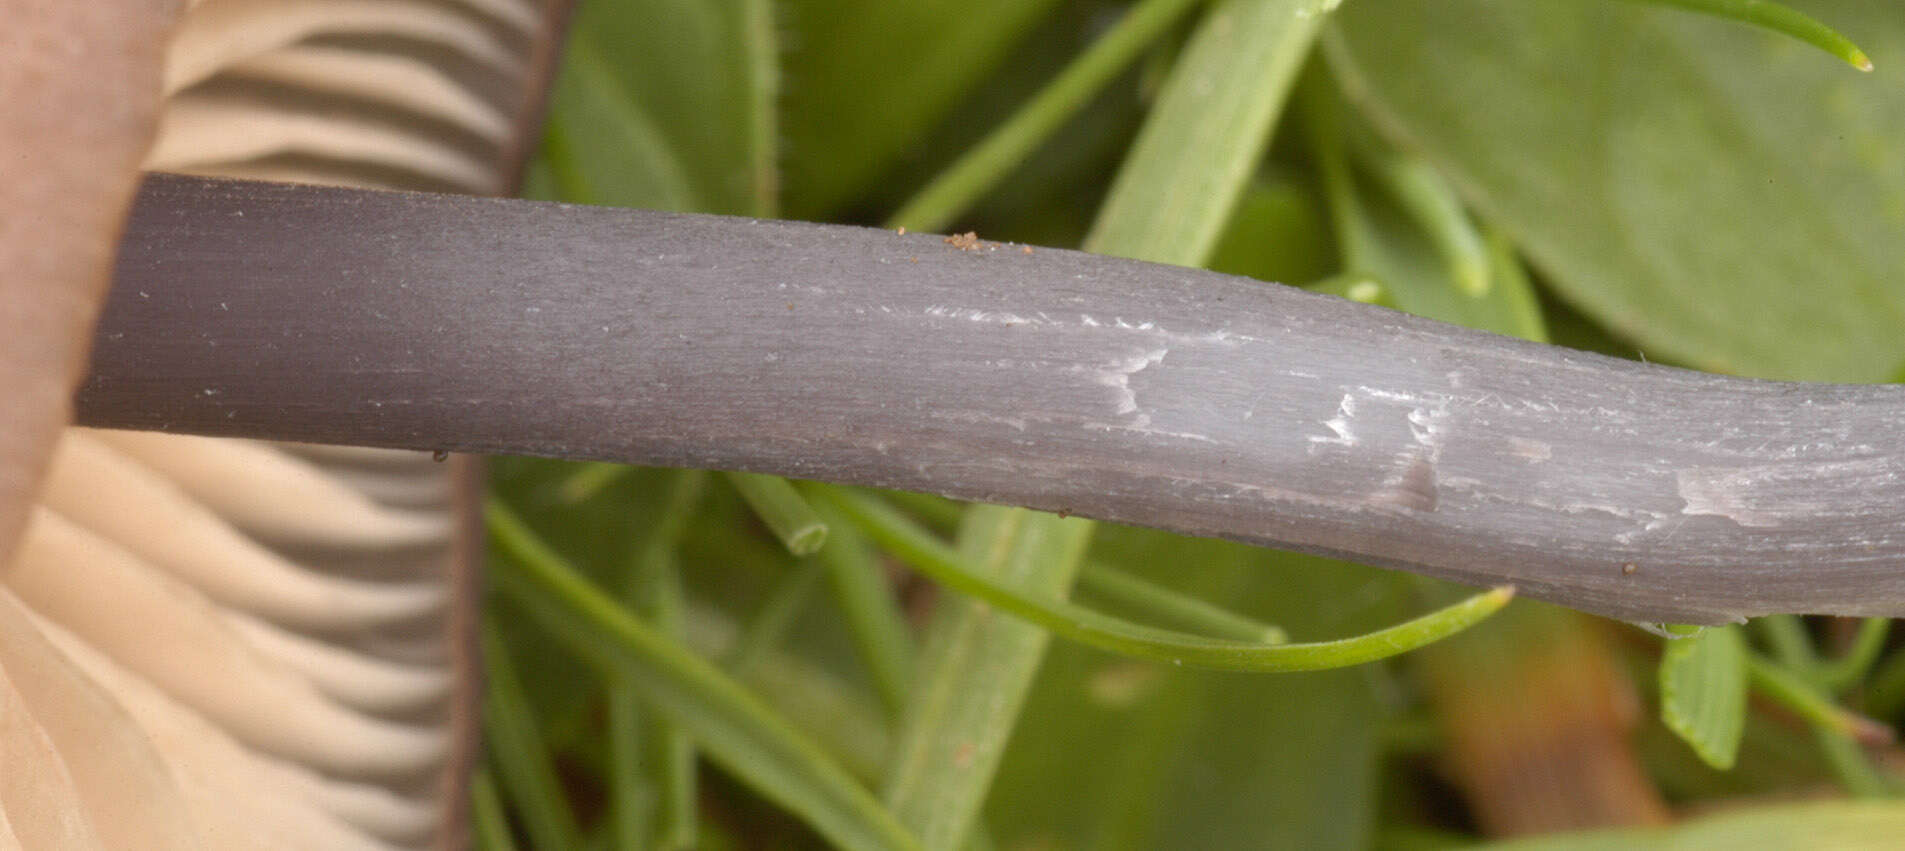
[988,527,1405,850]
[779,0,1065,217]
[537,0,778,214]
[1331,0,1905,381]
[1660,623,1749,770]
[1478,801,1905,850]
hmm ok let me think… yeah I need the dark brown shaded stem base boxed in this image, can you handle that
[83,174,1905,624]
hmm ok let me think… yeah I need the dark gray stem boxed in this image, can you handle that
[81,173,1905,623]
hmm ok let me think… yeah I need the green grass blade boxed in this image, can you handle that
[1615,0,1873,71]
[607,685,655,851]
[1747,653,1900,796]
[1351,146,1491,297]
[724,555,829,676]
[1660,623,1749,770]
[738,0,780,217]
[810,493,918,720]
[886,0,1211,232]
[487,499,923,851]
[1870,645,1905,722]
[471,768,520,851]
[1755,613,1819,673]
[816,488,1515,673]
[1819,619,1894,694]
[727,472,830,556]
[1482,225,1551,344]
[625,472,707,850]
[1306,273,1395,307]
[481,623,583,851]
[1078,562,1288,644]
[1084,0,1330,263]
[557,461,633,504]
[882,504,1094,851]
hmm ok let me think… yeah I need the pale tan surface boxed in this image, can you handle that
[0,0,181,569]
[0,1,562,847]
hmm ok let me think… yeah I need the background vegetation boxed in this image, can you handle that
[476,1,1905,847]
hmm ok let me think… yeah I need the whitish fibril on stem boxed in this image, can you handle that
[1617,0,1873,71]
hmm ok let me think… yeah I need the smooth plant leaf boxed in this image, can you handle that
[1331,0,1905,381]
[1660,623,1749,770]
[1477,801,1905,850]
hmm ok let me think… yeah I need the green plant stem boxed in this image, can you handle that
[1614,0,1873,71]
[1078,562,1287,644]
[728,471,830,555]
[873,488,967,532]
[1746,653,1899,796]
[725,555,829,676]
[1814,728,1898,799]
[1306,272,1393,307]
[487,498,922,851]
[815,487,1515,672]
[627,471,707,850]
[882,503,1094,851]
[1482,225,1552,343]
[1300,71,1383,285]
[739,0,780,217]
[1746,653,1875,740]
[1757,614,1819,674]
[481,623,583,851]
[1084,0,1330,264]
[1819,618,1894,694]
[471,768,521,851]
[607,686,655,851]
[1347,142,1490,297]
[886,0,1210,232]
[558,461,632,503]
[810,492,918,720]
[1866,644,1905,721]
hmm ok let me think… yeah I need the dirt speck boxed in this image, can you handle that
[896,226,906,235]
[1021,245,1034,254]
[1621,561,1639,576]
[945,231,980,251]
